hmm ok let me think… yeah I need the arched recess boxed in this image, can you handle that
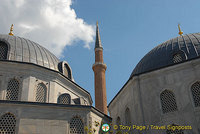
[191,81,200,107]
[63,63,72,79]
[69,116,84,134]
[160,90,178,113]
[35,83,47,102]
[58,61,72,80]
[0,113,16,133]
[125,107,131,125]
[6,78,20,101]
[116,116,121,126]
[0,41,8,60]
[116,116,122,134]
[57,93,71,104]
[172,50,187,63]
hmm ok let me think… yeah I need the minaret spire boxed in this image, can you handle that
[95,21,102,49]
[92,22,108,114]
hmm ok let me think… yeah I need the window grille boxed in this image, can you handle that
[173,54,182,63]
[57,93,71,104]
[6,79,20,101]
[160,90,178,113]
[0,113,16,134]
[0,42,8,60]
[166,124,184,134]
[125,108,131,125]
[35,83,47,102]
[70,116,84,134]
[191,82,200,107]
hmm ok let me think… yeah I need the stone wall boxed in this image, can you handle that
[0,101,111,134]
[0,61,92,105]
[108,58,200,134]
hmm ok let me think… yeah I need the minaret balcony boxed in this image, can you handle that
[92,62,107,70]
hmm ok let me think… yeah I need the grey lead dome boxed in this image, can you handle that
[131,33,200,77]
[0,34,60,71]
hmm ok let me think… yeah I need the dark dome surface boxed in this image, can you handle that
[0,34,60,71]
[131,33,200,77]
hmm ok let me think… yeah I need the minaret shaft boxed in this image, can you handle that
[92,22,107,114]
[95,50,104,62]
[93,64,107,114]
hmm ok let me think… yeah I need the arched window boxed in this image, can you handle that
[116,116,121,126]
[172,51,186,64]
[57,93,71,104]
[166,124,184,134]
[73,98,80,105]
[116,117,121,134]
[6,78,20,101]
[125,108,131,125]
[0,113,16,133]
[35,83,47,102]
[58,61,72,80]
[160,90,178,113]
[191,82,200,107]
[70,116,84,134]
[0,42,8,60]
[64,64,71,79]
[173,53,182,63]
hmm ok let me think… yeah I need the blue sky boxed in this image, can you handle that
[66,0,200,104]
[1,0,200,105]
[61,0,200,104]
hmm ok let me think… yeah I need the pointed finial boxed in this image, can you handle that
[96,21,98,27]
[9,24,14,36]
[95,21,102,49]
[178,24,183,36]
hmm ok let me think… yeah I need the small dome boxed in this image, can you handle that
[131,33,200,77]
[0,34,60,71]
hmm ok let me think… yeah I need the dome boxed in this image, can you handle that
[0,34,60,71]
[131,33,200,77]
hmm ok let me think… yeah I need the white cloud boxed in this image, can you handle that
[0,0,95,57]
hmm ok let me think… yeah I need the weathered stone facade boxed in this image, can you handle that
[0,61,91,105]
[0,101,111,134]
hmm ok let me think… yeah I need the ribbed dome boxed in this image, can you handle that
[0,34,60,71]
[131,33,200,77]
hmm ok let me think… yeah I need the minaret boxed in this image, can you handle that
[92,22,107,114]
